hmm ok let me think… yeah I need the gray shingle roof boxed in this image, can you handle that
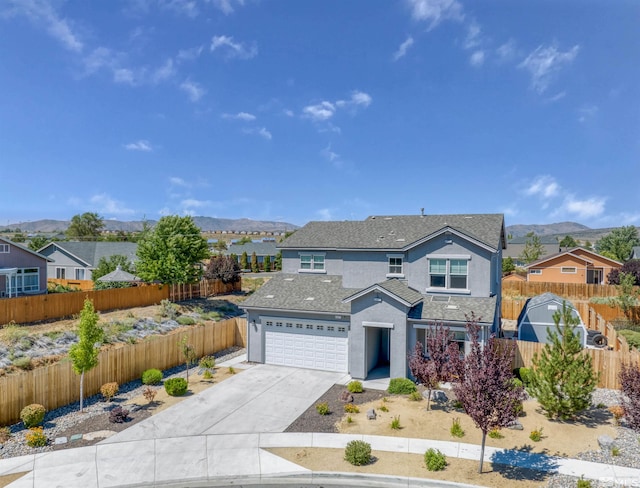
[97,266,140,282]
[343,279,424,306]
[223,241,278,257]
[408,295,497,325]
[241,273,354,314]
[279,214,505,251]
[47,242,138,267]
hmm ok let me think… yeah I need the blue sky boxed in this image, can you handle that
[1,0,638,229]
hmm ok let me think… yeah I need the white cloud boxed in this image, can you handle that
[408,0,463,29]
[222,112,256,121]
[90,193,135,216]
[152,58,175,83]
[211,0,245,15]
[393,36,414,61]
[114,68,136,85]
[124,140,153,151]
[158,0,199,18]
[496,38,517,62]
[169,177,189,187]
[578,104,598,123]
[525,175,561,199]
[561,195,606,219]
[322,144,340,163]
[3,0,83,52]
[181,198,209,208]
[463,21,481,50]
[180,79,205,102]
[283,109,294,117]
[545,91,566,103]
[177,45,204,62]
[242,127,272,140]
[469,50,485,67]
[211,35,257,59]
[519,44,580,93]
[303,101,336,121]
[350,90,372,107]
[316,208,333,221]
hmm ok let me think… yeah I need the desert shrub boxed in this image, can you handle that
[0,426,11,443]
[450,417,464,438]
[529,427,544,442]
[387,377,417,395]
[488,428,504,439]
[160,299,179,320]
[142,368,163,385]
[609,405,624,425]
[100,382,119,402]
[390,416,401,430]
[344,403,360,414]
[519,367,533,386]
[619,330,640,350]
[347,380,363,393]
[25,427,47,448]
[142,386,157,403]
[379,404,389,412]
[316,402,330,415]
[164,377,188,396]
[228,366,236,374]
[198,355,216,379]
[12,356,33,370]
[20,404,46,428]
[577,477,592,488]
[424,448,447,471]
[451,399,464,410]
[346,415,353,423]
[611,447,621,456]
[177,316,196,326]
[108,406,130,423]
[409,391,422,401]
[344,440,371,466]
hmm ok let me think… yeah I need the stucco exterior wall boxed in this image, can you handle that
[40,248,92,281]
[0,243,48,295]
[528,255,588,284]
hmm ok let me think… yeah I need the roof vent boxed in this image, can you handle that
[396,238,406,242]
[284,278,294,281]
[446,304,459,310]
[265,295,274,299]
[384,217,393,220]
[322,279,332,283]
[305,297,315,301]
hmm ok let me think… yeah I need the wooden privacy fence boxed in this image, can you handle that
[47,279,94,291]
[0,317,247,427]
[498,338,640,390]
[502,281,627,300]
[168,279,241,302]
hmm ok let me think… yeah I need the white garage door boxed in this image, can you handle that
[265,331,348,373]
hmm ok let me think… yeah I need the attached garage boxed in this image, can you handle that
[262,317,349,373]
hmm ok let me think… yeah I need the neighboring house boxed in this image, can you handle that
[525,247,621,285]
[630,246,640,260]
[0,237,50,297]
[517,293,587,347]
[242,213,506,380]
[503,237,558,268]
[37,242,138,281]
[222,241,278,269]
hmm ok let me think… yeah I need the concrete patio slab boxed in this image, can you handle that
[207,447,260,477]
[96,439,155,488]
[154,435,208,484]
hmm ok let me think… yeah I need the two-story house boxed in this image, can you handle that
[242,213,506,380]
[0,237,50,297]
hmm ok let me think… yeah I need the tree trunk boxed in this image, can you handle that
[478,431,487,473]
[80,370,85,412]
[426,388,432,411]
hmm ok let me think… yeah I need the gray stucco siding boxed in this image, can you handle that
[43,249,92,280]
[280,249,343,276]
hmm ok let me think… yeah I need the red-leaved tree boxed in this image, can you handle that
[452,314,525,473]
[619,362,640,431]
[408,322,462,410]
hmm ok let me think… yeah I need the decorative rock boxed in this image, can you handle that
[507,420,524,430]
[83,430,116,441]
[422,390,448,403]
[54,437,67,445]
[339,390,354,403]
[367,409,376,420]
[69,434,83,442]
[598,435,615,450]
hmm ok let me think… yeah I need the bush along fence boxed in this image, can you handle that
[0,317,247,427]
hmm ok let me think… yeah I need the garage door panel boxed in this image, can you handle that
[265,331,348,373]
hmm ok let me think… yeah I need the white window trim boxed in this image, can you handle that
[0,244,9,253]
[362,321,394,329]
[55,267,66,279]
[561,267,577,274]
[426,256,471,294]
[386,253,404,278]
[298,252,327,274]
[75,268,86,280]
[529,269,542,275]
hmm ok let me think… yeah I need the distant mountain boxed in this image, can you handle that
[0,217,299,234]
[506,222,591,238]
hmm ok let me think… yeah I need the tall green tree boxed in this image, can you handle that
[597,226,640,262]
[502,256,515,274]
[240,251,249,271]
[274,251,282,271]
[528,302,598,420]
[11,232,26,243]
[69,299,103,412]
[558,235,578,249]
[28,235,52,251]
[136,215,210,284]
[236,236,253,245]
[520,232,545,264]
[263,255,272,272]
[250,252,259,273]
[66,212,105,241]
[92,255,135,281]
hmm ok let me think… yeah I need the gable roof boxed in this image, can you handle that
[408,295,497,325]
[241,273,354,314]
[343,279,424,307]
[525,247,622,269]
[516,292,581,324]
[38,241,138,267]
[0,236,51,262]
[224,241,278,256]
[278,214,505,252]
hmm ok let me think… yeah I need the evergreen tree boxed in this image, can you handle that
[274,251,282,271]
[251,252,259,273]
[69,299,103,412]
[92,255,135,281]
[66,212,105,241]
[528,301,598,419]
[502,256,515,274]
[520,232,545,264]
[596,226,640,262]
[263,255,272,272]
[240,251,248,271]
[559,235,578,249]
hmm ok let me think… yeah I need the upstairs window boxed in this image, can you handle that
[0,244,9,253]
[300,253,325,271]
[449,259,468,289]
[388,256,403,275]
[428,257,469,291]
[429,259,446,288]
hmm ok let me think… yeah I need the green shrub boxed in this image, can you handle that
[160,299,179,320]
[512,378,523,388]
[450,417,464,438]
[519,367,533,386]
[20,404,46,428]
[409,391,422,401]
[25,427,47,448]
[611,447,621,456]
[228,366,236,374]
[390,416,401,430]
[529,427,543,442]
[100,382,119,402]
[346,415,353,423]
[387,377,417,395]
[488,428,504,439]
[316,402,330,415]
[424,448,447,471]
[577,476,592,488]
[379,404,389,412]
[344,403,360,414]
[177,316,196,326]
[344,440,371,466]
[199,356,216,379]
[347,380,363,393]
[142,368,163,385]
[452,399,464,410]
[619,329,640,350]
[0,426,11,443]
[12,356,33,370]
[164,377,188,396]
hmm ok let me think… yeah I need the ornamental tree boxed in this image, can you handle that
[204,254,241,284]
[263,255,272,272]
[597,226,640,262]
[66,212,105,241]
[92,254,135,281]
[452,314,525,474]
[136,215,210,284]
[519,232,545,264]
[250,252,259,273]
[240,251,249,271]
[69,299,104,412]
[528,301,598,419]
[619,362,640,431]
[608,260,640,286]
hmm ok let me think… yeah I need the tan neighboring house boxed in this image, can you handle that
[525,247,622,284]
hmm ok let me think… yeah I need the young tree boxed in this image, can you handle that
[69,299,104,412]
[502,256,515,275]
[28,235,52,251]
[236,236,253,245]
[408,322,462,410]
[240,251,249,271]
[519,232,545,264]
[136,215,210,284]
[528,302,598,419]
[611,272,640,325]
[204,254,241,283]
[66,212,105,241]
[274,251,282,271]
[91,255,135,281]
[212,240,228,252]
[452,314,525,473]
[179,336,197,383]
[250,252,259,273]
[263,255,272,272]
[619,362,640,431]
[597,226,640,262]
[558,235,578,249]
